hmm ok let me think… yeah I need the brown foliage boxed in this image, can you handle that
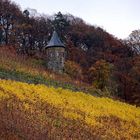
[0,99,97,140]
[64,60,83,80]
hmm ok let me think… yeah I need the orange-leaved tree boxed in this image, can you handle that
[88,60,117,95]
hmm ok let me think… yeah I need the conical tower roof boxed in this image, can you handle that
[47,31,65,48]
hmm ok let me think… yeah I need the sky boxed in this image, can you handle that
[12,0,140,39]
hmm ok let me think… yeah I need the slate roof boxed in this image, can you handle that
[46,31,65,48]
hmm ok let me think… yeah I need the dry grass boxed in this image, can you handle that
[0,95,96,140]
[0,46,90,88]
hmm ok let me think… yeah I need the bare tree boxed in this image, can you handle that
[126,29,140,54]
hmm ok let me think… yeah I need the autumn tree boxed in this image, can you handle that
[88,60,117,95]
[32,17,51,52]
[52,12,70,39]
[0,0,21,45]
[0,27,4,45]
[128,56,140,105]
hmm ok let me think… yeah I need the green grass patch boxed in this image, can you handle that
[0,67,97,94]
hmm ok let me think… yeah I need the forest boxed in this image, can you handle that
[0,0,140,106]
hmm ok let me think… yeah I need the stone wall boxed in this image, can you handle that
[46,47,65,73]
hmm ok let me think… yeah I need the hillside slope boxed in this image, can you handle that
[0,79,140,140]
[0,46,96,94]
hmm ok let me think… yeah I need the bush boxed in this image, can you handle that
[64,60,82,80]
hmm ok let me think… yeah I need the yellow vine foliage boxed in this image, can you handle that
[0,79,140,139]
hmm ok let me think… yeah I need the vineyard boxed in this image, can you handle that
[0,79,140,139]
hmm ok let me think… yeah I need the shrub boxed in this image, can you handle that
[64,60,82,80]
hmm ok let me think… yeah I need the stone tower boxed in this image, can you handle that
[46,31,65,73]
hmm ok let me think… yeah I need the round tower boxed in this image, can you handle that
[46,31,65,73]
